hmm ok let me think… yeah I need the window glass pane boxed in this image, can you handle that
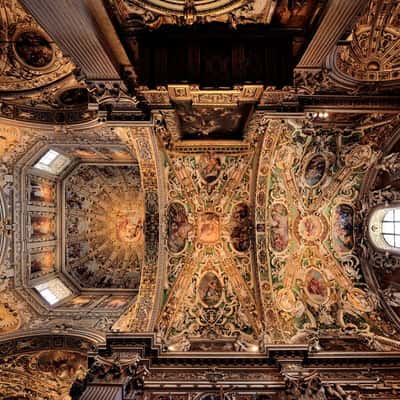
[39,288,58,305]
[40,149,59,165]
[383,209,395,222]
[34,149,70,175]
[395,209,400,221]
[384,234,395,247]
[382,222,395,234]
[35,278,72,305]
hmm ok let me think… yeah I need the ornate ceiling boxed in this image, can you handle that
[335,0,400,84]
[65,164,143,289]
[0,0,400,398]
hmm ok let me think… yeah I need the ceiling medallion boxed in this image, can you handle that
[294,214,328,243]
[14,30,54,69]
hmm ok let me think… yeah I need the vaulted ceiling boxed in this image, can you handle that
[1,0,400,398]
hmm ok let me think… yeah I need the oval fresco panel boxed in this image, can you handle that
[199,154,222,184]
[167,203,192,253]
[305,269,328,304]
[332,204,354,253]
[230,203,251,252]
[304,155,326,187]
[198,272,223,307]
[270,203,289,252]
[15,31,53,68]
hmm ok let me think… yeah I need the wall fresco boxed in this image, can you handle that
[304,154,326,187]
[230,203,251,252]
[28,175,56,206]
[29,247,56,279]
[29,213,56,242]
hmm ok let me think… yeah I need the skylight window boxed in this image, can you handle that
[34,149,70,175]
[35,278,72,305]
[382,209,400,248]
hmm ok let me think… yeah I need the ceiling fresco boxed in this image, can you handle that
[156,150,260,351]
[64,164,144,289]
[175,103,253,141]
[0,3,400,396]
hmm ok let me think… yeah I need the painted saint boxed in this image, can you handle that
[30,250,55,276]
[29,178,55,204]
[30,215,56,240]
[167,203,193,253]
[199,272,223,307]
[332,204,354,253]
[270,203,289,252]
[304,155,326,186]
[230,203,251,252]
[199,154,222,183]
[305,269,328,304]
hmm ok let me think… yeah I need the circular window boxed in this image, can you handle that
[382,209,400,248]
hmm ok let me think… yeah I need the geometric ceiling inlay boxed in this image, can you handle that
[64,164,144,289]
[335,0,400,83]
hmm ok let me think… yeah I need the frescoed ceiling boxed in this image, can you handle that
[64,164,144,289]
[0,0,399,377]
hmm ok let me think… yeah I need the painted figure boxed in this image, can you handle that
[199,154,222,183]
[270,203,289,252]
[230,203,251,252]
[199,272,222,307]
[305,155,325,186]
[167,203,193,253]
[332,204,354,252]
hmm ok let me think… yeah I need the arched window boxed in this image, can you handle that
[382,209,400,248]
[369,205,400,253]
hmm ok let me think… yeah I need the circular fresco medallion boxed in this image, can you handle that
[58,88,89,107]
[198,272,222,307]
[305,269,329,305]
[347,288,374,313]
[304,154,326,187]
[15,31,53,68]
